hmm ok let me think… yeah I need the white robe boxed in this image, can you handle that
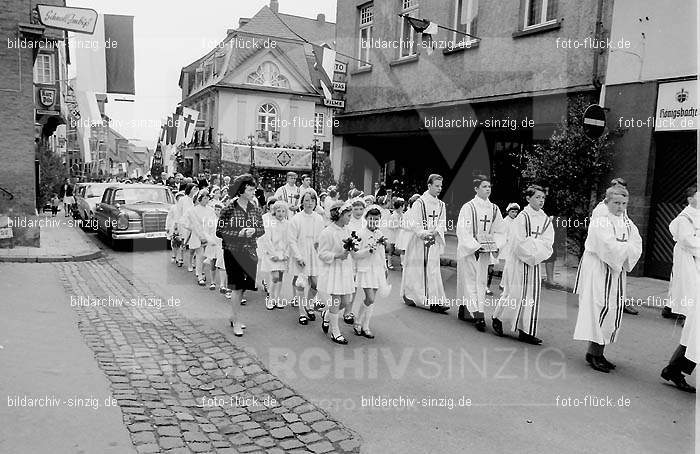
[492,206,554,336]
[666,206,700,316]
[259,217,289,273]
[317,223,355,295]
[274,184,301,212]
[400,191,448,308]
[185,204,215,249]
[573,213,643,345]
[456,197,506,314]
[354,226,389,289]
[287,210,325,278]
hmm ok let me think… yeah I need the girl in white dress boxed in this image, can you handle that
[353,206,391,339]
[166,191,184,263]
[344,198,367,324]
[203,201,226,291]
[260,200,290,310]
[186,190,215,285]
[318,201,356,344]
[288,190,325,325]
[177,183,199,269]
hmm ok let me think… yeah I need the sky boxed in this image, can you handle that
[66,0,337,149]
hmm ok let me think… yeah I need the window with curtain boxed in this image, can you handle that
[525,0,557,28]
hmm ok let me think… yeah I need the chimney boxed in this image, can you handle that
[317,13,325,24]
[238,17,250,28]
[270,0,279,13]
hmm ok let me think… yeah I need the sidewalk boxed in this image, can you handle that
[438,233,669,311]
[0,214,101,262]
[0,263,134,453]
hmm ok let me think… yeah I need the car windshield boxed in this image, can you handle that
[113,188,172,205]
[85,185,107,198]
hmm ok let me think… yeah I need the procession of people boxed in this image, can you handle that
[163,169,698,394]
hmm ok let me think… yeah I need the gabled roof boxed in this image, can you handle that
[180,5,335,98]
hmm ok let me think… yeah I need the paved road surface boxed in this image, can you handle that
[81,236,695,454]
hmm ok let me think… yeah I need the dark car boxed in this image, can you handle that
[94,184,174,248]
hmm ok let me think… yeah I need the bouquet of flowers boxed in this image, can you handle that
[343,231,361,252]
[423,232,436,248]
[368,234,388,254]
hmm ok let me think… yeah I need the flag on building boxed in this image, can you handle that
[180,107,199,145]
[406,16,439,54]
[312,44,336,100]
[75,91,102,163]
[70,14,135,95]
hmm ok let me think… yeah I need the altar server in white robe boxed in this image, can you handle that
[288,191,325,325]
[660,186,698,392]
[274,172,301,213]
[455,175,506,331]
[498,203,521,290]
[573,186,642,373]
[492,186,553,344]
[588,177,639,316]
[401,174,449,313]
[665,185,699,318]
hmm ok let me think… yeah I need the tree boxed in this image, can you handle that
[37,144,68,205]
[314,152,337,193]
[521,95,622,257]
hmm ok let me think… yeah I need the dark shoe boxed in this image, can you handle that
[298,315,308,326]
[518,331,542,345]
[485,289,493,296]
[305,308,316,322]
[321,310,329,334]
[661,307,675,319]
[403,295,416,307]
[330,333,348,345]
[586,353,616,369]
[458,306,475,323]
[587,355,611,373]
[492,318,504,337]
[362,328,375,339]
[430,304,450,314]
[343,313,355,325]
[353,324,363,336]
[623,305,639,315]
[474,319,486,332]
[661,367,697,393]
[240,298,247,306]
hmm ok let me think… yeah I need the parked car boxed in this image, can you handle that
[73,182,111,230]
[94,184,175,248]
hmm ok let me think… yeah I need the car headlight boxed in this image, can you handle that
[116,213,130,230]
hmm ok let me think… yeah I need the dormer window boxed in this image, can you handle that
[246,61,290,88]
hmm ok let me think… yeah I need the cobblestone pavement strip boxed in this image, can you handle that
[55,258,362,454]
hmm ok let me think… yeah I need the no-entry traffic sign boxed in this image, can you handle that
[583,104,606,140]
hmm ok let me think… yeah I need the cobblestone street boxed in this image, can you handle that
[55,259,361,454]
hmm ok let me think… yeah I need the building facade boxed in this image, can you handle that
[1,0,68,215]
[602,0,697,278]
[177,1,335,185]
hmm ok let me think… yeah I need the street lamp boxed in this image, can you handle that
[217,132,223,187]
[311,138,319,190]
[248,133,256,175]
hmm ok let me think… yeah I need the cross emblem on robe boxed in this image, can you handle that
[183,114,196,137]
[531,226,543,238]
[616,232,628,242]
[480,214,491,231]
[428,210,439,225]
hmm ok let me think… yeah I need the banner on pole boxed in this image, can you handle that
[221,144,312,170]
